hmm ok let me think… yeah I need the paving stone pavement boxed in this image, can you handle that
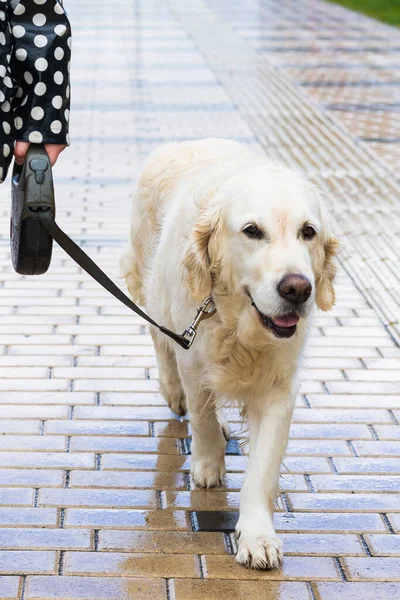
[0,0,400,598]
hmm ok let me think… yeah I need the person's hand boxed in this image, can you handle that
[14,142,67,167]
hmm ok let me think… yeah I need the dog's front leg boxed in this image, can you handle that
[179,367,226,489]
[236,386,296,570]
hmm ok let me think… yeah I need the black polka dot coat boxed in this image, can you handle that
[0,0,71,183]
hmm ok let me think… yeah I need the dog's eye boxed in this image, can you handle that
[243,224,264,239]
[302,225,317,240]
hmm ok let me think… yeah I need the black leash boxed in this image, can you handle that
[38,211,191,349]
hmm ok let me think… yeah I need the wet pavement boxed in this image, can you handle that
[0,0,400,598]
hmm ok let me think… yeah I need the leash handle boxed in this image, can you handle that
[10,144,55,275]
[38,211,191,349]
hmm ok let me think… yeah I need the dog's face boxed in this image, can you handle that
[185,164,338,342]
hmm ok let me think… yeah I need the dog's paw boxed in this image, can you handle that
[235,534,282,570]
[191,459,226,489]
[159,380,187,417]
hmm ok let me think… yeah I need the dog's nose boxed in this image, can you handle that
[278,274,312,305]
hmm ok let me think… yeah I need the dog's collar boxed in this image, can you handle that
[180,296,217,349]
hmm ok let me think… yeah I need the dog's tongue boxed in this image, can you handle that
[272,314,300,328]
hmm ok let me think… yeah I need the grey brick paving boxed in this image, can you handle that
[1,0,400,598]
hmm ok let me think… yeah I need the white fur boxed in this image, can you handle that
[121,139,338,570]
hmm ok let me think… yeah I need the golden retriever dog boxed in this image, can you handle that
[121,138,338,569]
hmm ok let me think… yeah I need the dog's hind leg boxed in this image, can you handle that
[216,406,230,440]
[151,332,187,417]
[178,368,226,488]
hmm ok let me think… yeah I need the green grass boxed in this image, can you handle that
[329,0,400,26]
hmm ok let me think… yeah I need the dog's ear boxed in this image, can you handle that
[183,207,221,302]
[315,204,339,311]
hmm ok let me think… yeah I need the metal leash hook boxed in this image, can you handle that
[180,296,217,349]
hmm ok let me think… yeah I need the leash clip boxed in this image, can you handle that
[180,296,217,349]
